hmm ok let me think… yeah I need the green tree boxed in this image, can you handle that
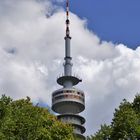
[111,99,138,140]
[0,95,74,140]
[132,94,140,139]
[87,124,112,140]
[133,94,140,114]
[88,94,140,140]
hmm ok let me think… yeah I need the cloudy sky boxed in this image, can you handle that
[0,0,140,136]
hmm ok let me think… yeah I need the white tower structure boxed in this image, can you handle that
[52,0,86,139]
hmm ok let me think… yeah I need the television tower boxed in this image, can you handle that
[52,0,86,139]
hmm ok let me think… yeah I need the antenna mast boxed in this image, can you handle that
[66,0,70,37]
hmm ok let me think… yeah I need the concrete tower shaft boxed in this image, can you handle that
[64,37,72,77]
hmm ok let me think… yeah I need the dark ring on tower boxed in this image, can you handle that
[57,114,85,125]
[74,133,86,140]
[64,36,71,39]
[66,19,70,24]
[72,123,86,134]
[57,76,82,86]
[64,56,72,60]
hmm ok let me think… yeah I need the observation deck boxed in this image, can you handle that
[52,88,85,114]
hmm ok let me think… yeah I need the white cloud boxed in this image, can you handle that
[0,0,140,136]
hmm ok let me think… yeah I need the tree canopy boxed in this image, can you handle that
[87,94,140,140]
[0,95,74,140]
[1,94,140,140]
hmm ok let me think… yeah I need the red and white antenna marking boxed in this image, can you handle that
[66,0,70,37]
[66,0,69,19]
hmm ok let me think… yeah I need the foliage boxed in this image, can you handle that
[0,95,74,140]
[87,124,112,140]
[88,94,140,140]
[111,99,139,140]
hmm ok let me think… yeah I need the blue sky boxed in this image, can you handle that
[58,0,140,49]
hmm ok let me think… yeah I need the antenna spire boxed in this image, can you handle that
[66,0,70,37]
